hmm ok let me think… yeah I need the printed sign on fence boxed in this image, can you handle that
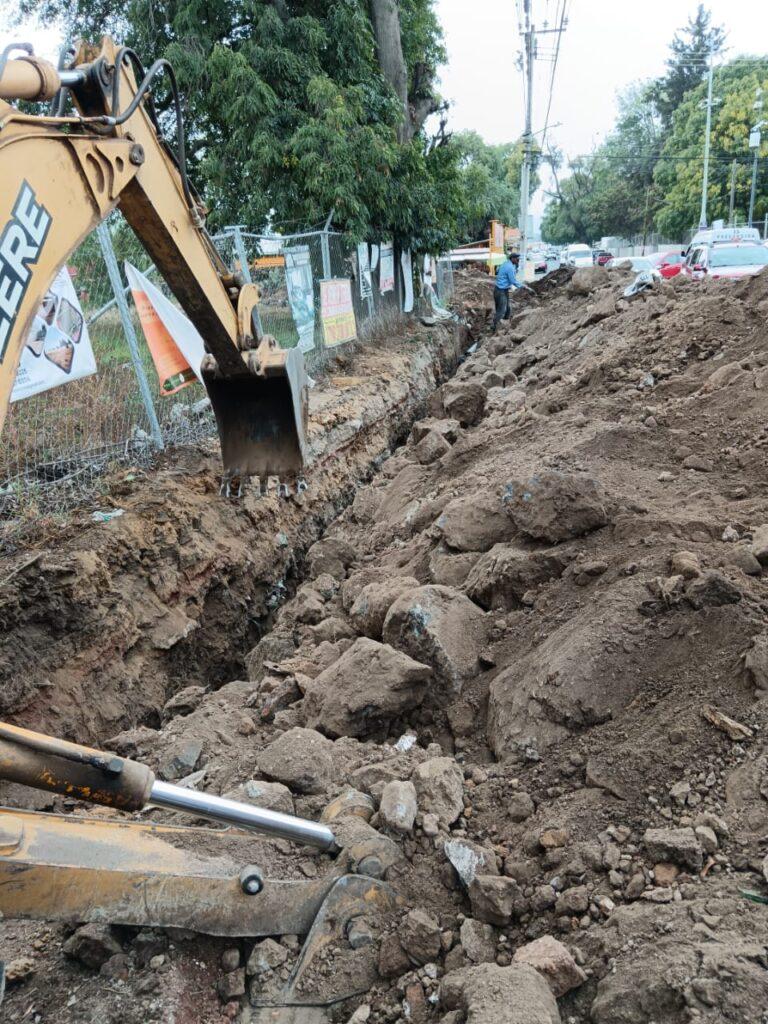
[11,265,97,402]
[320,278,357,347]
[379,243,395,293]
[125,262,206,394]
[400,249,414,313]
[284,246,316,353]
[357,243,373,300]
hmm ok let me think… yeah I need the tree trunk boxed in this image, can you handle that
[369,0,410,142]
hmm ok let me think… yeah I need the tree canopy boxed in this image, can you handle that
[20,0,468,250]
[539,5,768,246]
[452,131,539,244]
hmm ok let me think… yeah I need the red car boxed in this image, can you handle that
[593,250,613,266]
[648,251,686,278]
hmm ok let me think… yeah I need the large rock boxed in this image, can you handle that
[245,629,296,683]
[488,580,647,759]
[303,638,431,738]
[255,727,334,794]
[224,779,294,815]
[349,576,419,639]
[411,417,461,445]
[750,524,768,565]
[440,962,560,1024]
[459,919,497,964]
[503,470,609,543]
[643,827,703,870]
[436,494,512,553]
[745,634,768,691]
[685,571,741,609]
[411,430,451,465]
[567,265,608,295]
[468,875,527,926]
[399,908,441,965]
[382,585,487,694]
[306,537,356,580]
[513,935,587,997]
[428,547,480,587]
[442,381,487,426]
[63,924,123,969]
[412,757,464,826]
[379,780,418,833]
[464,544,567,610]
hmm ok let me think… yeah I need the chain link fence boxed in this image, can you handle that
[0,214,454,542]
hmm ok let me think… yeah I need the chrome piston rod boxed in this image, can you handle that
[149,779,335,851]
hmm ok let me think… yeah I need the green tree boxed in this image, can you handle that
[541,86,664,244]
[654,58,768,238]
[648,4,726,131]
[18,0,461,252]
[451,132,539,244]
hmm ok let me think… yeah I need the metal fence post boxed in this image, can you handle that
[96,222,165,451]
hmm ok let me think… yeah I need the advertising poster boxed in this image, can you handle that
[125,262,206,393]
[320,278,357,347]
[357,242,373,300]
[400,248,414,313]
[379,243,395,293]
[12,265,97,402]
[284,246,316,353]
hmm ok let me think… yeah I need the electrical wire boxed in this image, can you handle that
[539,0,567,152]
[106,48,196,217]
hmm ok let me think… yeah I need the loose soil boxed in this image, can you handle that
[3,265,768,1024]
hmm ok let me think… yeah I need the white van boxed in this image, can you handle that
[564,244,593,268]
[687,226,760,253]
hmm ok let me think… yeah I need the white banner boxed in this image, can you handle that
[379,243,395,293]
[401,249,414,313]
[357,242,373,300]
[12,266,97,402]
[284,247,316,353]
[125,263,206,383]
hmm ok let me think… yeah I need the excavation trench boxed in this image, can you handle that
[0,320,468,748]
[5,266,768,1024]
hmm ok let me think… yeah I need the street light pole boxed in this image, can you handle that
[699,49,715,229]
[518,2,535,271]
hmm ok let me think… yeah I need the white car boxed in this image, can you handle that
[607,256,660,275]
[684,242,768,280]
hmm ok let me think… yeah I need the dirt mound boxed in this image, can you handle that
[5,265,768,1023]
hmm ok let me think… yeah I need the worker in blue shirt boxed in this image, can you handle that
[492,251,528,331]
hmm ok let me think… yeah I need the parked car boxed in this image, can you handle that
[648,251,686,278]
[527,252,547,275]
[686,226,761,256]
[592,250,613,266]
[683,242,768,280]
[606,256,659,274]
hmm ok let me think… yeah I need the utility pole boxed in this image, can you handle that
[699,48,715,229]
[518,0,535,272]
[749,88,764,229]
[728,159,737,225]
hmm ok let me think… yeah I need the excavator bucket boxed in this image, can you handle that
[203,340,310,492]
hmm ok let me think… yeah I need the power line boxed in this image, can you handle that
[540,0,567,152]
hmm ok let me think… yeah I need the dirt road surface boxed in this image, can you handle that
[3,264,768,1024]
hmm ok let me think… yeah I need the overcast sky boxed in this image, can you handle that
[435,0,768,214]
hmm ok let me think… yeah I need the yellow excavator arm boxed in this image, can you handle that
[0,38,308,490]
